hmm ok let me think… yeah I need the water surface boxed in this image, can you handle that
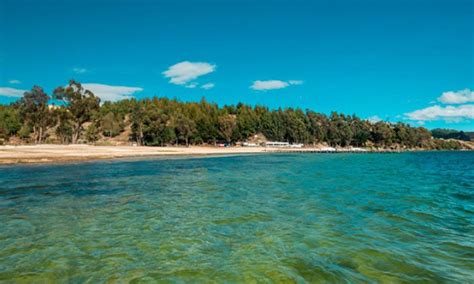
[1,153,473,282]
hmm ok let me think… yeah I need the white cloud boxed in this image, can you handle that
[251,79,303,91]
[367,115,382,123]
[185,82,198,89]
[0,87,26,97]
[163,61,216,86]
[251,80,288,90]
[73,67,88,74]
[82,83,143,102]
[438,89,474,104]
[405,104,474,122]
[201,83,215,90]
[8,79,21,84]
[288,80,304,85]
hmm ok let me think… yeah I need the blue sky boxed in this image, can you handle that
[1,0,473,130]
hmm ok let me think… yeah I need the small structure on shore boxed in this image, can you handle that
[349,147,367,152]
[264,141,304,148]
[242,142,259,147]
[289,143,304,148]
[265,141,290,147]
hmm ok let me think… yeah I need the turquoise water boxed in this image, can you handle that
[0,153,473,283]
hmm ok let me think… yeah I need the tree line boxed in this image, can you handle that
[0,80,467,150]
[431,128,473,141]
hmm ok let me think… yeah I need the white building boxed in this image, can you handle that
[265,141,290,147]
[242,142,259,147]
[289,143,304,148]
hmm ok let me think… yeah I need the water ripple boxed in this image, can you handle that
[0,152,473,282]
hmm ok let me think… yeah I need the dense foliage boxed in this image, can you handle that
[0,105,21,140]
[431,128,472,141]
[0,81,468,149]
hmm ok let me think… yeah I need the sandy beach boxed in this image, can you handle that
[0,144,279,165]
[1,144,471,165]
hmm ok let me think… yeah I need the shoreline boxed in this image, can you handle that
[0,144,471,165]
[0,145,263,165]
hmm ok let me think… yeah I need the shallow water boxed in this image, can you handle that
[0,152,473,283]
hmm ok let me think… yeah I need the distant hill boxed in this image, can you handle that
[431,128,472,141]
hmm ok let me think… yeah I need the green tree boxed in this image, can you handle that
[196,98,220,144]
[268,109,286,141]
[351,116,370,147]
[18,86,53,143]
[101,112,122,137]
[327,112,342,146]
[54,108,73,144]
[218,114,237,143]
[306,111,327,144]
[284,109,308,143]
[236,105,258,141]
[53,80,100,143]
[85,124,100,143]
[171,112,196,146]
[371,121,394,146]
[414,127,432,147]
[0,106,21,140]
[18,124,32,140]
[130,100,145,145]
[142,106,175,146]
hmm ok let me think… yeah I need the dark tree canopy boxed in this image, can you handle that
[0,106,21,140]
[431,128,471,141]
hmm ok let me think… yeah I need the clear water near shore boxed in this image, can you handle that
[0,152,473,282]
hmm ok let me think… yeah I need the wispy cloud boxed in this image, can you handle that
[288,80,303,85]
[73,67,88,74]
[201,83,215,90]
[367,115,382,123]
[8,79,21,84]
[185,82,198,89]
[250,80,303,91]
[82,83,143,102]
[163,61,216,88]
[438,89,474,104]
[405,105,474,122]
[0,87,26,97]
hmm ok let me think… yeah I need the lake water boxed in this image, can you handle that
[0,152,473,282]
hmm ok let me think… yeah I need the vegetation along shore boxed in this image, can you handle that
[1,80,473,164]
